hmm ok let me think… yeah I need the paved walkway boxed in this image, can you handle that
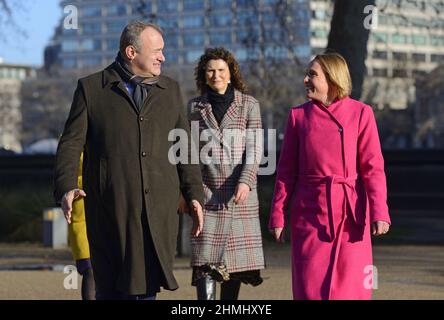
[0,242,443,300]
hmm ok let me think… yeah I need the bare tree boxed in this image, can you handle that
[20,69,78,146]
[0,0,27,41]
[236,0,308,132]
[327,0,375,100]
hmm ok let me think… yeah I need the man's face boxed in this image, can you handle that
[131,27,165,77]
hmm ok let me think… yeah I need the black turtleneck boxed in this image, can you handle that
[207,84,235,125]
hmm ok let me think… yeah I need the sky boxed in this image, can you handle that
[0,0,61,67]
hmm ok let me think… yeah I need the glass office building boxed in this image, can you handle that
[53,0,311,70]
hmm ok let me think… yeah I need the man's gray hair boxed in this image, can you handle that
[119,21,163,56]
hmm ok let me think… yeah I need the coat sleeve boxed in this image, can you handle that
[175,86,205,207]
[269,109,299,229]
[54,80,88,204]
[238,98,263,190]
[357,105,391,224]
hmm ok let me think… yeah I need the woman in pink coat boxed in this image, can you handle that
[269,52,391,300]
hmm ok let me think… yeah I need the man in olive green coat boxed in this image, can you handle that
[54,22,204,299]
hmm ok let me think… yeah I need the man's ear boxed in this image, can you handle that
[125,46,137,61]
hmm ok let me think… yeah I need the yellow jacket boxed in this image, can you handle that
[68,153,90,260]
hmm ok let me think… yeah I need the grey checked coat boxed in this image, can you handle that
[188,90,265,273]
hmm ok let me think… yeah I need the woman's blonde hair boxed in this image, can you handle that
[313,52,352,99]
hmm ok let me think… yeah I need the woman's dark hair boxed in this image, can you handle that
[195,47,247,95]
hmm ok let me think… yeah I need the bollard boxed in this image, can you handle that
[43,208,67,248]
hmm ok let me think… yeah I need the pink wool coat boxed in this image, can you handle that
[269,97,391,300]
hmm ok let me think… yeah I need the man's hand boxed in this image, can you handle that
[190,200,204,237]
[234,182,250,205]
[371,221,390,236]
[269,227,285,243]
[61,189,86,224]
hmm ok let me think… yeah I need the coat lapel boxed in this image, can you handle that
[219,90,242,130]
[102,63,168,116]
[198,95,220,131]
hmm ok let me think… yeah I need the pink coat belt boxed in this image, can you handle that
[297,174,362,242]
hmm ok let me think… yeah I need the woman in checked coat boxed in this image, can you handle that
[269,52,391,300]
[183,47,265,300]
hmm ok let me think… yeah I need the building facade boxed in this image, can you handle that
[310,0,444,111]
[53,0,311,70]
[0,59,36,153]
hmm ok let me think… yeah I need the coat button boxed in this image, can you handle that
[339,128,343,133]
[142,151,147,157]
[144,188,149,194]
[139,116,144,121]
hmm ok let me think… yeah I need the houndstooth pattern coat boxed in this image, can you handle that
[188,89,265,274]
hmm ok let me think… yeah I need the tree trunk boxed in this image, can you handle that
[327,0,375,100]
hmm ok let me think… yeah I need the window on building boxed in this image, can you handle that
[183,15,204,28]
[183,0,204,11]
[210,31,232,46]
[185,50,203,63]
[107,4,127,16]
[370,32,388,43]
[237,28,260,44]
[235,48,247,61]
[210,14,232,28]
[265,46,288,59]
[392,34,408,44]
[63,58,77,68]
[82,5,102,18]
[82,56,102,67]
[373,68,388,77]
[413,70,427,78]
[132,1,152,16]
[209,0,232,10]
[62,40,80,52]
[165,33,179,48]
[263,0,277,7]
[183,32,205,47]
[106,38,120,51]
[312,9,326,20]
[82,39,102,51]
[158,16,178,30]
[236,0,254,9]
[372,50,387,59]
[164,51,179,64]
[393,69,408,78]
[412,35,427,46]
[236,11,259,27]
[62,28,77,36]
[157,0,178,13]
[83,23,102,34]
[431,54,444,63]
[311,28,328,39]
[412,53,426,62]
[393,52,407,61]
[106,20,127,34]
[293,45,310,58]
[431,35,444,46]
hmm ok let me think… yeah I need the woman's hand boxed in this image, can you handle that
[177,193,189,214]
[371,221,390,236]
[234,182,250,205]
[270,227,285,243]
